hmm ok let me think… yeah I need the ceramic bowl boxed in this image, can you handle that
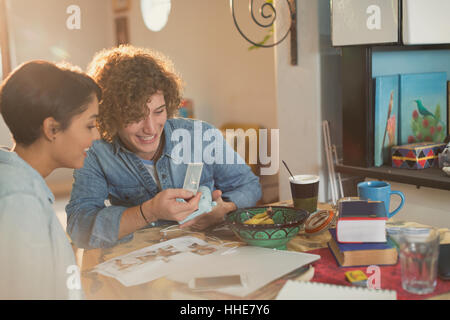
[225,206,309,250]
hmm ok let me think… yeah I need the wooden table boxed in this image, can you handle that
[81,201,334,299]
[80,201,450,300]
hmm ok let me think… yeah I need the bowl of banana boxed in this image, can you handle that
[224,206,309,250]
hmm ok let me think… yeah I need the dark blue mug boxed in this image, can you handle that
[357,181,405,218]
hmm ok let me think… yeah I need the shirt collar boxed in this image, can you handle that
[162,120,175,158]
[112,137,124,155]
[0,148,55,204]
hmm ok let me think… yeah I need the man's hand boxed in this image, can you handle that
[180,190,237,231]
[141,188,201,223]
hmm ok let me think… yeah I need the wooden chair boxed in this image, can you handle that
[219,123,280,204]
[219,123,263,176]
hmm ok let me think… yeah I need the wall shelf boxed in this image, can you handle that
[333,2,450,192]
[340,44,450,191]
[335,164,450,191]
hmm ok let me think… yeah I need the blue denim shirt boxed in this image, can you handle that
[0,148,83,299]
[66,118,262,249]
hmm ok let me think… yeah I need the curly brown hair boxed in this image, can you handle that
[87,45,182,142]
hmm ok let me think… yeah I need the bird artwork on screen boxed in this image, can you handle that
[399,72,447,145]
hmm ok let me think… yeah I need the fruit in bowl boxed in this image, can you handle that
[225,206,309,250]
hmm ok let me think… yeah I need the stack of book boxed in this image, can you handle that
[328,199,398,267]
[336,199,387,243]
[328,229,398,267]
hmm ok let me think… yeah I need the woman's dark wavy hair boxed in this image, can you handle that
[87,45,182,142]
[0,60,101,146]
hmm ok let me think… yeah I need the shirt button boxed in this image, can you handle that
[162,174,167,179]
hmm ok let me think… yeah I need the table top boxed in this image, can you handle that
[80,201,450,300]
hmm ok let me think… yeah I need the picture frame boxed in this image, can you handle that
[115,17,129,46]
[112,0,131,13]
[399,72,447,145]
[374,75,399,167]
[178,98,194,118]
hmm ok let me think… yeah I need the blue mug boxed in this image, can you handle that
[357,181,405,218]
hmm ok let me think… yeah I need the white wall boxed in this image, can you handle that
[1,0,279,196]
[0,0,114,184]
[376,181,450,228]
[127,0,277,130]
[274,0,450,228]
[126,0,279,202]
[275,0,324,202]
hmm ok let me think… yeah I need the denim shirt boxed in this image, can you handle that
[66,118,262,249]
[0,148,83,299]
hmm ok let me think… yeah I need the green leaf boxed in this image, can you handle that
[424,115,434,126]
[435,104,441,121]
[411,120,419,133]
[419,126,428,139]
[248,20,274,51]
[249,33,273,50]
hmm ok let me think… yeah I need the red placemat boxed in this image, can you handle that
[307,248,450,300]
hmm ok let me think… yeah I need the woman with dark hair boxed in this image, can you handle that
[0,60,101,299]
[66,45,262,249]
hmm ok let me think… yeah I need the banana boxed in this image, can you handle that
[244,212,275,225]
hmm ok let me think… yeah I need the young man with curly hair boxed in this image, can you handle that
[66,46,262,249]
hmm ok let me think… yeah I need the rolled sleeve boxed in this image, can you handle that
[221,189,258,209]
[209,124,262,208]
[67,203,131,249]
[218,171,262,208]
[66,153,131,249]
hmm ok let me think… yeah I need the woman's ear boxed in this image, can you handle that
[42,117,61,142]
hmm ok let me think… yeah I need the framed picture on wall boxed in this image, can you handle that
[399,72,447,145]
[115,17,129,46]
[112,0,131,13]
[178,98,194,118]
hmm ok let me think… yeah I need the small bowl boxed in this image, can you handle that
[225,206,309,250]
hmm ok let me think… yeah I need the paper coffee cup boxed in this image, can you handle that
[289,175,319,213]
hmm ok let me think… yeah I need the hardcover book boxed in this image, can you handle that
[336,217,387,243]
[328,229,398,267]
[338,199,387,218]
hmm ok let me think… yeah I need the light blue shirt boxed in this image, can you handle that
[66,118,262,249]
[0,148,83,299]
